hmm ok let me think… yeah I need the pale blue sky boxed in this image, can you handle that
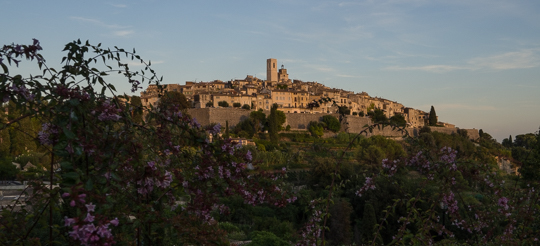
[3,0,540,142]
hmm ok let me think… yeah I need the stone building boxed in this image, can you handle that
[267,58,278,82]
[139,58,455,130]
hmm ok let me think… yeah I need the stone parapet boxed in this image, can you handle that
[186,108,479,141]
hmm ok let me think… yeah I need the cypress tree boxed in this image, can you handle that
[268,104,279,144]
[224,121,229,139]
[429,105,437,126]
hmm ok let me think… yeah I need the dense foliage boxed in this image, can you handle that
[0,40,294,245]
[1,40,539,246]
[321,115,340,133]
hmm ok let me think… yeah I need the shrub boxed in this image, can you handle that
[308,121,324,138]
[218,101,230,107]
[322,115,340,132]
[248,231,289,246]
[0,39,293,245]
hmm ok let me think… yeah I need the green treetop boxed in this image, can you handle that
[429,105,437,126]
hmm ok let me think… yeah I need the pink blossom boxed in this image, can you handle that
[110,218,119,226]
[208,123,221,135]
[498,197,509,210]
[442,191,459,214]
[84,213,95,223]
[147,161,157,170]
[64,217,76,226]
[86,203,96,212]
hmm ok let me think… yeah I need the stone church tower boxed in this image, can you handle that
[267,58,277,82]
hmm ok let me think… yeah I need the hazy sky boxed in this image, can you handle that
[3,0,540,142]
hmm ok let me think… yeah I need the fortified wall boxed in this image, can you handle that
[188,108,251,127]
[285,113,341,130]
[187,108,479,141]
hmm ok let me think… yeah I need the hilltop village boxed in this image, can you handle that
[139,58,474,138]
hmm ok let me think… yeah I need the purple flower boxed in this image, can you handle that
[86,203,96,212]
[442,191,459,214]
[498,197,509,210]
[64,217,76,226]
[147,161,157,170]
[84,213,95,223]
[97,227,112,238]
[209,123,221,135]
[38,123,59,145]
[97,99,122,121]
[129,79,142,93]
[190,118,201,128]
[78,194,86,203]
[110,218,119,227]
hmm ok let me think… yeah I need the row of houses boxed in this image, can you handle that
[139,59,442,128]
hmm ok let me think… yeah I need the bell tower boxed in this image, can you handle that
[267,58,277,82]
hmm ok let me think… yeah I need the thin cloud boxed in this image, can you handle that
[309,65,335,72]
[126,61,165,67]
[336,74,364,78]
[436,103,498,111]
[70,16,129,29]
[385,49,540,73]
[113,30,134,37]
[109,3,127,8]
[70,16,134,37]
[468,49,540,70]
[385,65,467,73]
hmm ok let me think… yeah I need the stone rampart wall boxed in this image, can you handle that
[187,108,212,126]
[343,116,373,133]
[187,108,479,140]
[421,127,480,141]
[188,108,252,127]
[284,113,340,130]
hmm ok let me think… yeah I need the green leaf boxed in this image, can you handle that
[63,127,77,140]
[60,161,73,170]
[110,172,121,181]
[1,63,9,73]
[85,179,93,190]
[69,98,80,106]
[54,141,68,151]
[70,111,78,121]
[63,172,79,181]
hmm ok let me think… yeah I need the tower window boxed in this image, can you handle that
[273,63,275,68]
